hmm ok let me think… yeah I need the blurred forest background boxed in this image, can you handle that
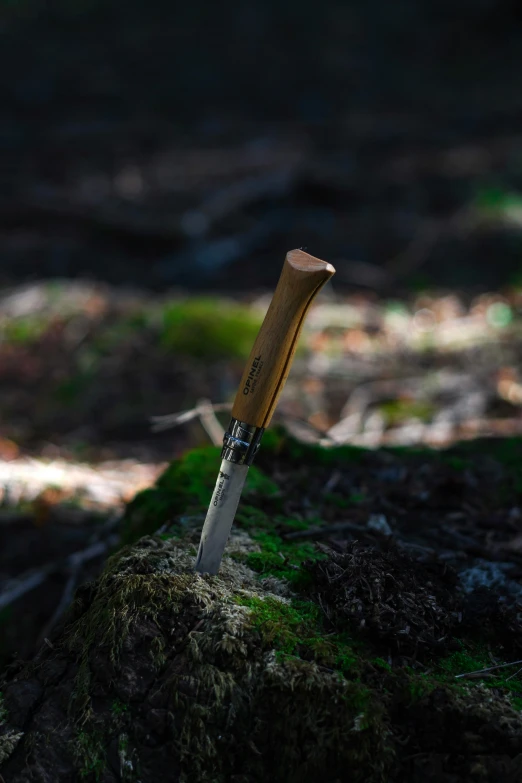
[2,0,522,659]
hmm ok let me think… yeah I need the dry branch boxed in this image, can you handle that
[0,534,119,612]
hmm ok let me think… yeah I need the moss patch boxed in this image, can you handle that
[73,728,106,781]
[260,425,368,465]
[5,434,522,781]
[2,535,522,782]
[378,398,435,425]
[0,538,394,782]
[160,298,262,360]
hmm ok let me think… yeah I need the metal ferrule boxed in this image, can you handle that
[221,418,264,465]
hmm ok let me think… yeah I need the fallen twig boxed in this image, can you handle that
[150,403,232,432]
[455,659,522,679]
[181,170,294,238]
[323,470,342,493]
[0,568,52,610]
[196,398,226,446]
[152,404,338,448]
[37,567,79,644]
[386,206,473,279]
[0,534,119,612]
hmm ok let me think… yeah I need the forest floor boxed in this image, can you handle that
[1,280,522,664]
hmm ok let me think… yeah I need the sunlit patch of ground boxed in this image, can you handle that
[0,455,165,510]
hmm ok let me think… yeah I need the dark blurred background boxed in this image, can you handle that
[2,0,522,292]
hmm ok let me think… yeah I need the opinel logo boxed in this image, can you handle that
[213,470,230,506]
[242,355,263,395]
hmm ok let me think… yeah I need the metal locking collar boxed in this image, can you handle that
[221,418,264,466]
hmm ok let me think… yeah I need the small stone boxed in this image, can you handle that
[367,514,392,537]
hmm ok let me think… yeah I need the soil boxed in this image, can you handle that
[1,432,522,782]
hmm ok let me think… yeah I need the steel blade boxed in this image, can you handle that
[194,459,249,574]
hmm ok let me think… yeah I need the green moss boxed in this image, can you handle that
[441,455,468,471]
[91,312,154,355]
[323,490,365,508]
[405,642,522,710]
[387,436,522,478]
[451,436,522,468]
[234,595,320,654]
[234,504,269,528]
[55,369,97,406]
[58,536,396,782]
[437,646,488,679]
[234,594,360,679]
[258,425,367,465]
[245,550,286,571]
[160,298,262,359]
[326,633,361,675]
[246,554,314,588]
[236,508,307,535]
[279,516,310,531]
[121,430,372,546]
[74,728,106,780]
[111,700,129,716]
[155,446,222,504]
[474,186,522,223]
[117,436,522,727]
[243,528,325,588]
[256,427,284,453]
[128,457,325,588]
[385,444,435,458]
[17,529,522,780]
[0,316,49,345]
[403,675,437,705]
[243,467,280,497]
[378,399,435,425]
[372,657,392,673]
[323,492,349,508]
[289,439,367,465]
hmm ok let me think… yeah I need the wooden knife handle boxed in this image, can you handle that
[231,249,335,429]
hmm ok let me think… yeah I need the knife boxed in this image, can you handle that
[195,249,335,574]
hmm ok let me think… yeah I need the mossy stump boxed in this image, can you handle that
[2,434,522,781]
